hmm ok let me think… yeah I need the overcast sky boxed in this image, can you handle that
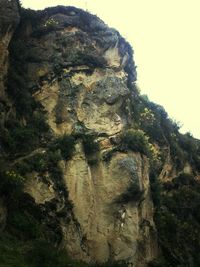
[21,0,200,138]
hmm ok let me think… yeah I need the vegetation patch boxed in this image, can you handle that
[102,148,118,162]
[116,183,144,204]
[0,232,127,267]
[1,113,49,156]
[152,173,200,266]
[82,134,99,156]
[56,134,76,160]
[121,129,152,157]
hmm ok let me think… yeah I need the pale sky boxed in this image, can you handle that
[21,0,200,138]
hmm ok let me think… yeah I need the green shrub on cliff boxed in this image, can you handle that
[0,169,25,199]
[0,232,127,267]
[117,183,144,203]
[1,120,47,155]
[154,173,200,266]
[56,134,76,160]
[82,134,99,155]
[121,129,151,156]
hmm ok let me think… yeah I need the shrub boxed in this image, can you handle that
[154,173,200,266]
[7,58,37,117]
[0,233,28,267]
[121,129,151,156]
[149,176,162,207]
[87,158,98,165]
[8,212,45,240]
[148,259,167,267]
[21,128,37,152]
[30,112,49,133]
[44,150,63,187]
[9,40,27,62]
[82,134,99,155]
[0,170,25,198]
[12,127,38,153]
[33,18,59,37]
[1,114,49,155]
[44,18,59,28]
[117,183,144,203]
[26,240,69,267]
[28,153,48,173]
[178,133,200,171]
[56,134,75,160]
[172,173,195,188]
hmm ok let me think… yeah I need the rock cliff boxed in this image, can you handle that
[1,2,200,267]
[11,5,156,265]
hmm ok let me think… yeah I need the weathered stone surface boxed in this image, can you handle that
[61,146,156,266]
[3,5,155,266]
[24,172,56,205]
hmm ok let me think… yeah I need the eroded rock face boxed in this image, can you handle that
[8,6,156,266]
[61,146,156,266]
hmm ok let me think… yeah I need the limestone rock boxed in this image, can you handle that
[60,143,156,266]
[1,5,155,266]
[24,172,56,205]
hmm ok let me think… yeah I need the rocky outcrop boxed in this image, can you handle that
[4,6,157,266]
[61,147,157,266]
[0,4,160,266]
